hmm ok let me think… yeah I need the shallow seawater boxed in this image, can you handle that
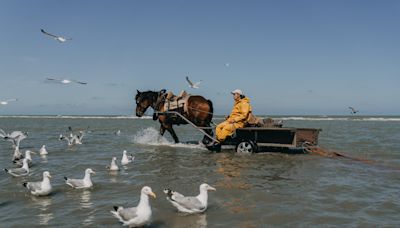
[0,116,399,227]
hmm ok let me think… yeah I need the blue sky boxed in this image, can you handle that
[0,0,399,115]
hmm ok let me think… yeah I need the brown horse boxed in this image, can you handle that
[135,89,214,144]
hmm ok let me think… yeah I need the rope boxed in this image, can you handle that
[301,141,374,163]
[187,106,214,115]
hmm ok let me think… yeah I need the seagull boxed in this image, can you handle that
[59,132,83,146]
[64,168,95,189]
[0,129,28,148]
[0,98,18,105]
[12,146,23,162]
[14,150,35,167]
[111,186,156,227]
[121,150,134,166]
[186,76,202,89]
[23,171,52,196]
[39,145,48,155]
[163,183,216,214]
[348,106,359,114]
[41,29,72,43]
[4,158,30,177]
[46,77,87,85]
[106,157,120,171]
[59,134,73,146]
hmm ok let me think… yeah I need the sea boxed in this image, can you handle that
[0,115,399,227]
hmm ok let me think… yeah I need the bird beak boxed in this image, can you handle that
[208,186,216,191]
[48,174,52,178]
[149,192,157,198]
[92,171,96,175]
[30,151,36,155]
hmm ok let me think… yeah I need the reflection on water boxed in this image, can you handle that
[80,190,93,209]
[40,155,48,163]
[194,214,207,228]
[80,191,95,226]
[215,153,251,190]
[109,170,119,183]
[31,197,54,225]
[169,213,208,228]
[82,214,95,227]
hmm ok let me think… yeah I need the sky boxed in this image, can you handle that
[0,0,399,116]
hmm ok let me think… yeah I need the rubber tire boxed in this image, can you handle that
[236,141,258,154]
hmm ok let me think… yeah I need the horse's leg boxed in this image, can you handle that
[160,125,166,136]
[166,125,179,143]
[202,125,214,145]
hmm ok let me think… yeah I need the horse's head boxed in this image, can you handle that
[134,89,166,117]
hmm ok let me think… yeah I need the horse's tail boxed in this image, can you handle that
[206,99,214,125]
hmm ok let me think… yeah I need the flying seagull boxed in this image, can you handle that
[41,29,72,43]
[0,99,18,105]
[185,76,202,89]
[348,106,359,114]
[46,77,87,85]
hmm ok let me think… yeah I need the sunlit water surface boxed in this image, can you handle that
[0,116,399,227]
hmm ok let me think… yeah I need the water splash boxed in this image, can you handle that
[133,127,207,149]
[133,127,171,145]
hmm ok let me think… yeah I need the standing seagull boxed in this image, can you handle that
[46,77,87,85]
[0,98,18,105]
[23,171,52,196]
[186,76,202,89]
[348,106,359,114]
[41,29,72,43]
[163,183,216,214]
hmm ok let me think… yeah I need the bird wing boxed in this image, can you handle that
[185,76,194,86]
[171,194,205,211]
[41,29,59,38]
[66,178,85,188]
[9,131,25,139]
[46,77,62,82]
[71,80,87,85]
[7,167,28,176]
[0,129,6,138]
[26,181,42,191]
[118,207,138,221]
[193,80,202,87]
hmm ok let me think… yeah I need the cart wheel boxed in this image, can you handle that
[236,141,258,154]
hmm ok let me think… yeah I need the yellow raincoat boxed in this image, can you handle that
[216,97,252,142]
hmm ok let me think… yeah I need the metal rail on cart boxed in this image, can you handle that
[154,111,218,143]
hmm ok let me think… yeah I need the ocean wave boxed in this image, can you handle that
[277,117,400,122]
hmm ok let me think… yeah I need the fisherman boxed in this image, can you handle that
[212,89,252,146]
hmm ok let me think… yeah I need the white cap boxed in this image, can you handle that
[231,89,243,95]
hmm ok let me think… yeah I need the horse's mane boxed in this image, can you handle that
[135,90,158,100]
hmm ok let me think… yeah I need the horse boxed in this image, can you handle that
[135,89,214,144]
